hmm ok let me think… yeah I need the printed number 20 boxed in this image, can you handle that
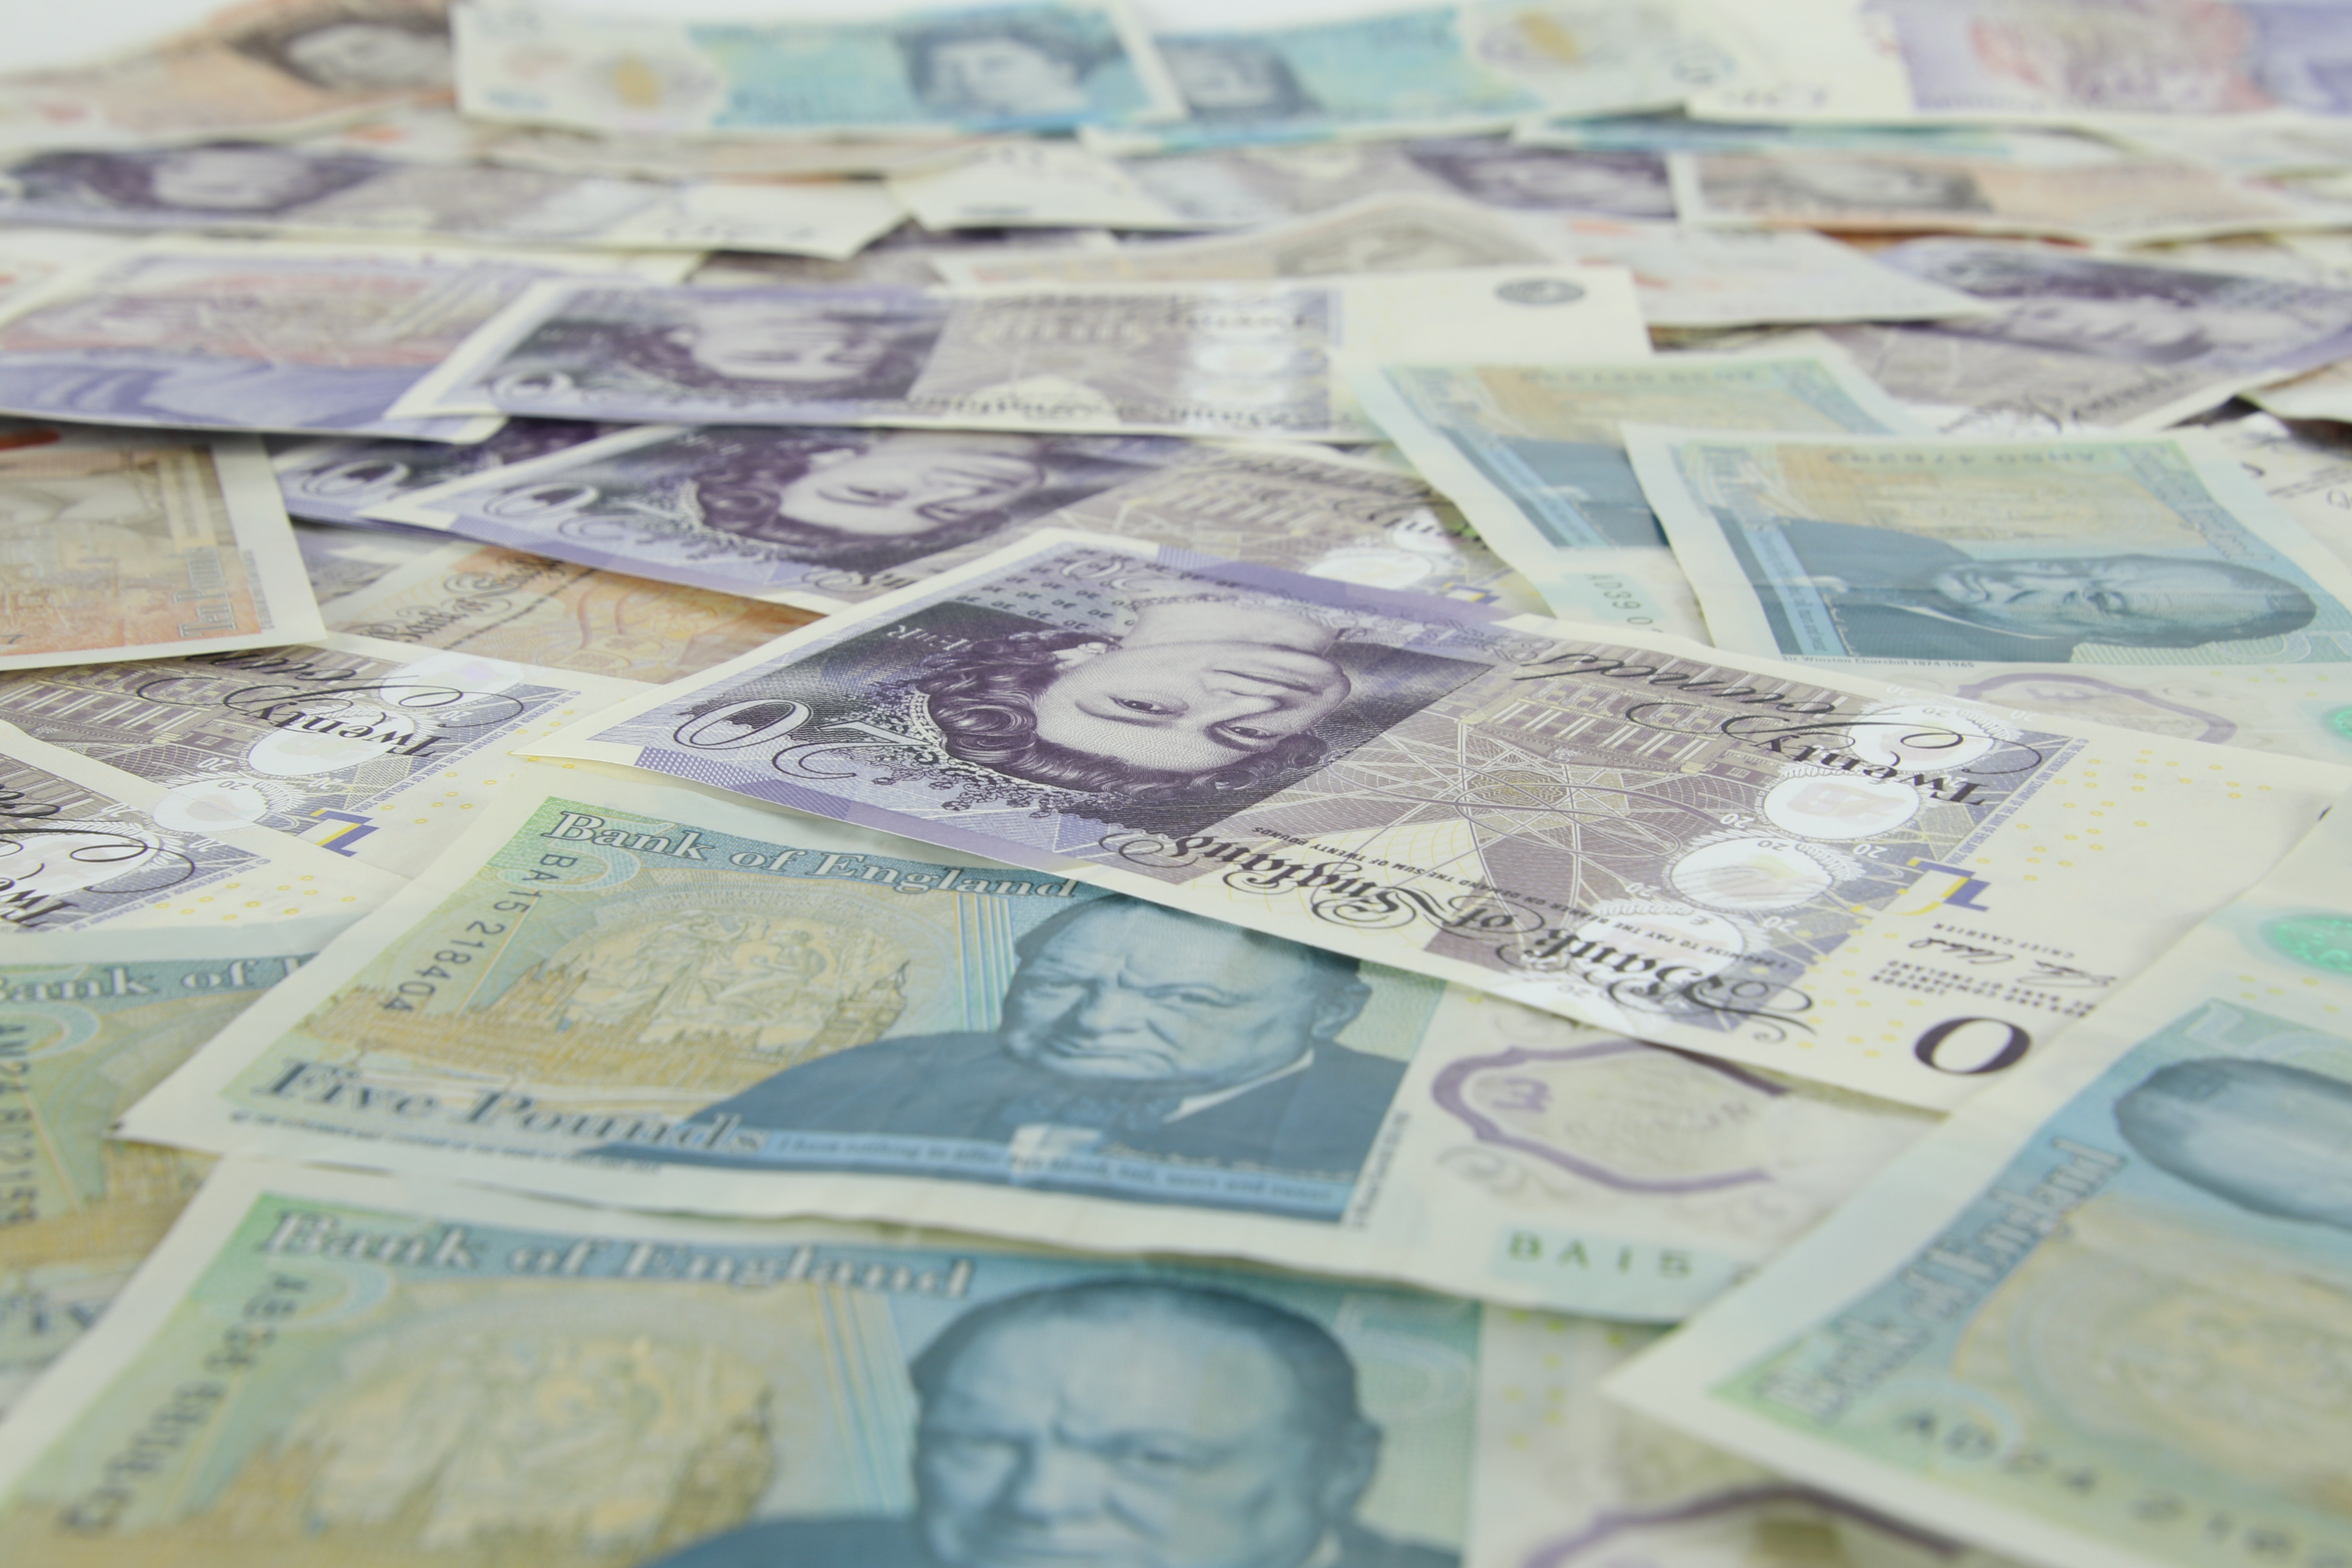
[1914,1017,2033,1076]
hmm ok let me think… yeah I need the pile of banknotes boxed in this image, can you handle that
[11,0,2352,1564]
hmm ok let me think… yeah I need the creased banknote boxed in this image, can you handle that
[1632,429,2352,763]
[926,193,1556,286]
[886,138,1203,230]
[291,518,448,603]
[272,419,615,526]
[455,0,1185,137]
[389,267,1652,439]
[0,922,352,1415]
[0,140,908,258]
[0,0,454,152]
[0,424,323,672]
[529,528,2350,1109]
[0,630,644,878]
[323,540,821,682]
[0,240,689,443]
[360,425,1673,625]
[1607,769,2352,1568]
[1671,151,2323,243]
[691,224,1116,291]
[0,723,401,936]
[121,770,1930,1319]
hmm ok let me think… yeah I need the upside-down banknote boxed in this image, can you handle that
[1607,766,2352,1568]
[272,421,615,526]
[0,424,323,672]
[0,722,400,936]
[0,630,646,877]
[121,768,1931,1320]
[0,921,352,1415]
[1630,429,2352,764]
[526,527,2352,1109]
[387,267,1652,440]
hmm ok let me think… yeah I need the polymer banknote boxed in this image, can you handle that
[0,425,323,672]
[121,770,1931,1319]
[454,0,1185,137]
[1670,151,2323,244]
[0,631,644,878]
[0,141,908,258]
[1607,766,2352,1568]
[1631,429,2352,763]
[321,540,821,683]
[0,0,453,152]
[0,723,401,937]
[360,426,1687,627]
[0,240,691,443]
[528,527,2352,1109]
[0,921,353,1415]
[388,266,1653,440]
[272,420,614,526]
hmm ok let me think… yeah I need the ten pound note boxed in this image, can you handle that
[524,527,2350,1109]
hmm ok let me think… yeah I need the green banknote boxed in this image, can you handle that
[121,766,1929,1322]
[1610,785,2352,1568]
[0,923,350,1415]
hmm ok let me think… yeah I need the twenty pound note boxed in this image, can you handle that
[528,528,2350,1109]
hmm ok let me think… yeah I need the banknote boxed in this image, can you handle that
[387,266,1653,439]
[2197,412,2352,577]
[0,425,324,673]
[2245,355,2352,423]
[1631,429,2352,763]
[0,922,353,1415]
[690,225,1116,291]
[290,518,448,603]
[1671,151,2323,243]
[0,722,401,936]
[0,0,453,152]
[0,141,908,258]
[886,138,1205,229]
[0,631,644,878]
[323,540,822,682]
[2106,115,2352,177]
[122,769,1931,1318]
[0,240,690,443]
[478,122,993,181]
[0,229,128,313]
[272,419,614,526]
[360,426,1688,629]
[925,194,1557,285]
[528,527,2351,1108]
[454,0,1185,136]
[1515,110,2100,161]
[1606,764,2352,1568]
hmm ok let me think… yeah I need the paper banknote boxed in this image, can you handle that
[529,527,2351,1108]
[0,0,453,152]
[0,630,644,878]
[478,121,991,182]
[1631,429,2352,763]
[291,519,448,603]
[0,921,352,1415]
[122,770,1930,1318]
[0,230,128,314]
[272,419,614,526]
[2198,412,2352,578]
[389,267,1652,440]
[0,240,688,443]
[0,141,907,258]
[0,722,401,936]
[1515,109,2092,160]
[0,424,323,673]
[358,424,1685,626]
[322,540,821,682]
[454,0,1185,136]
[886,139,1201,230]
[924,193,1556,286]
[1670,151,2322,244]
[691,225,1116,292]
[1607,762,2352,1568]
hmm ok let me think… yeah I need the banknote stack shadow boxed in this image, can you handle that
[8,2,2352,1566]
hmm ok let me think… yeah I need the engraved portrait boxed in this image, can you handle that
[895,13,1118,119]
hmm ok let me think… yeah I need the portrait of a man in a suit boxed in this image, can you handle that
[648,1278,1457,1568]
[1771,518,2318,662]
[631,895,1407,1184]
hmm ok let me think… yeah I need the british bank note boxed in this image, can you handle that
[454,0,1185,137]
[0,724,401,937]
[272,420,615,527]
[292,521,447,606]
[0,922,352,1415]
[1608,771,2352,1568]
[2198,412,2352,579]
[527,528,2351,1109]
[390,267,1652,440]
[0,240,690,443]
[0,230,129,314]
[1631,429,2352,764]
[0,631,646,878]
[0,425,324,673]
